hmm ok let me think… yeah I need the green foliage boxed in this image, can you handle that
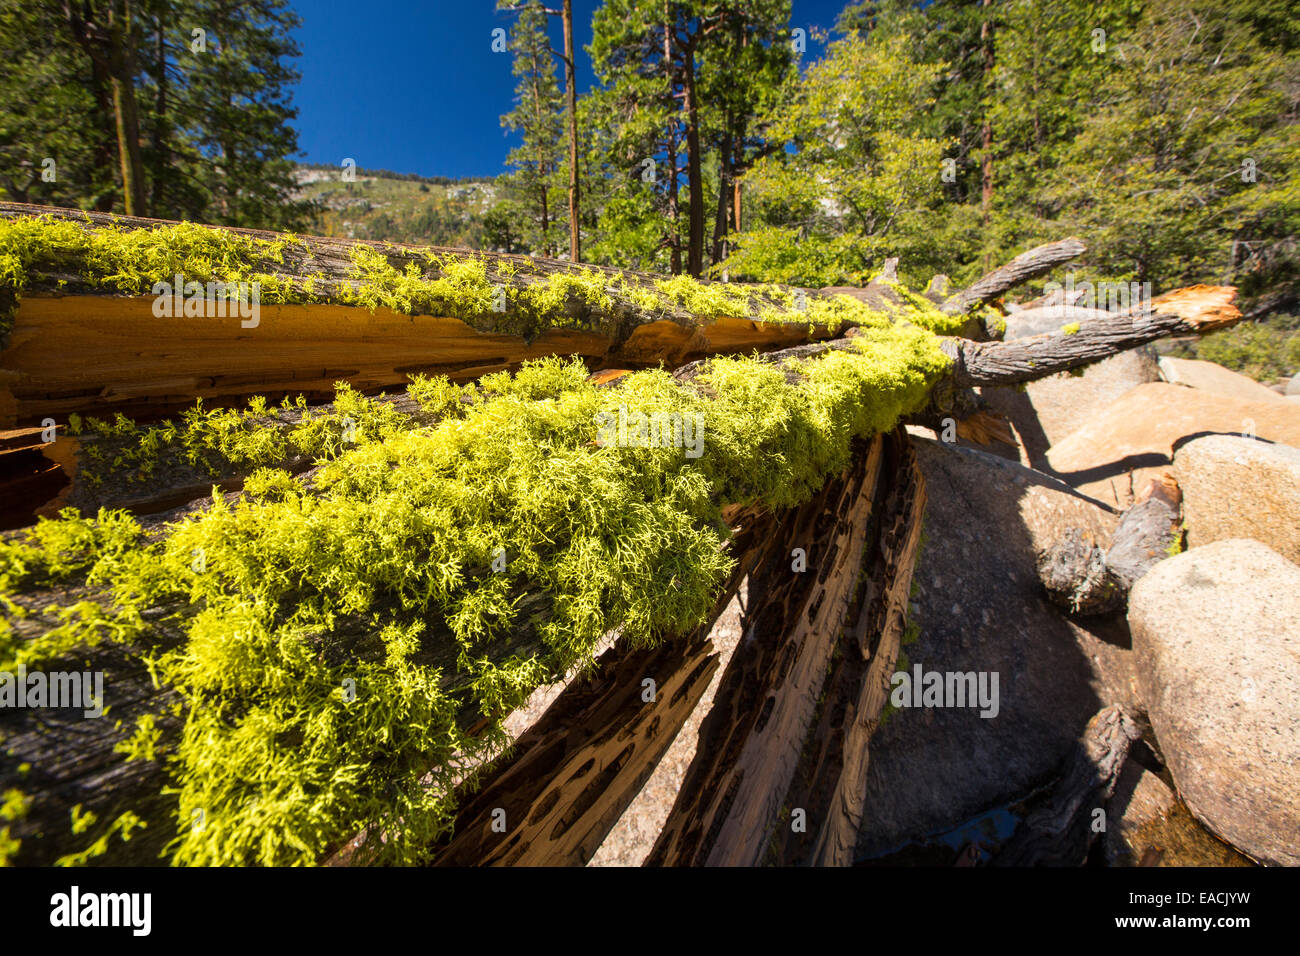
[2,331,951,866]
[1183,314,1300,382]
[0,0,308,229]
[723,30,952,287]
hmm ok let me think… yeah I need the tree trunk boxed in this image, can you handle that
[992,705,1141,866]
[0,202,843,428]
[940,237,1086,315]
[711,128,732,269]
[528,45,551,256]
[109,22,146,215]
[0,211,1247,865]
[663,11,682,275]
[683,41,704,277]
[148,5,167,217]
[562,0,580,263]
[648,429,924,865]
[979,0,994,238]
[1037,474,1182,615]
[64,0,148,215]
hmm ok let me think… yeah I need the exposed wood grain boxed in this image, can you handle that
[0,202,844,427]
[647,435,894,866]
[775,430,927,865]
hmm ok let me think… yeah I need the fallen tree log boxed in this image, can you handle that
[940,237,1087,316]
[772,431,925,866]
[722,285,1241,391]
[0,307,951,866]
[425,464,808,865]
[991,705,1141,867]
[0,202,853,427]
[1,390,434,530]
[1037,474,1183,615]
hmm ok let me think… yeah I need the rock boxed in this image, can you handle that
[1002,305,1115,341]
[923,274,950,304]
[1288,375,1300,396]
[1103,763,1252,866]
[853,438,1140,861]
[1044,382,1300,508]
[1174,435,1300,563]
[981,348,1160,469]
[1128,539,1300,866]
[1157,356,1285,403]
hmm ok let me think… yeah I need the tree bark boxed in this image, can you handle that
[711,128,732,269]
[148,3,167,218]
[64,0,148,216]
[940,237,1086,315]
[424,506,769,867]
[647,429,924,866]
[941,285,1241,386]
[0,202,842,427]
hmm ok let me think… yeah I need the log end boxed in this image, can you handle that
[1150,284,1241,332]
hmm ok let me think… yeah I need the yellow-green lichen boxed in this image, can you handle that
[0,215,976,347]
[1,324,952,867]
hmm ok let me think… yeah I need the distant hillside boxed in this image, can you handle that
[293,164,501,248]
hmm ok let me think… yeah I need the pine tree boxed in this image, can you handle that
[0,0,118,210]
[0,0,308,230]
[500,1,565,257]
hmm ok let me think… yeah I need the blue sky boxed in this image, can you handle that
[288,1,849,179]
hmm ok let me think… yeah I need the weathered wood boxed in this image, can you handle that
[942,285,1241,386]
[1037,474,1182,614]
[0,546,558,866]
[427,434,906,866]
[992,705,1141,866]
[940,237,1087,315]
[424,511,770,867]
[647,434,899,866]
[0,391,438,530]
[0,384,904,867]
[773,430,926,866]
[1104,473,1183,591]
